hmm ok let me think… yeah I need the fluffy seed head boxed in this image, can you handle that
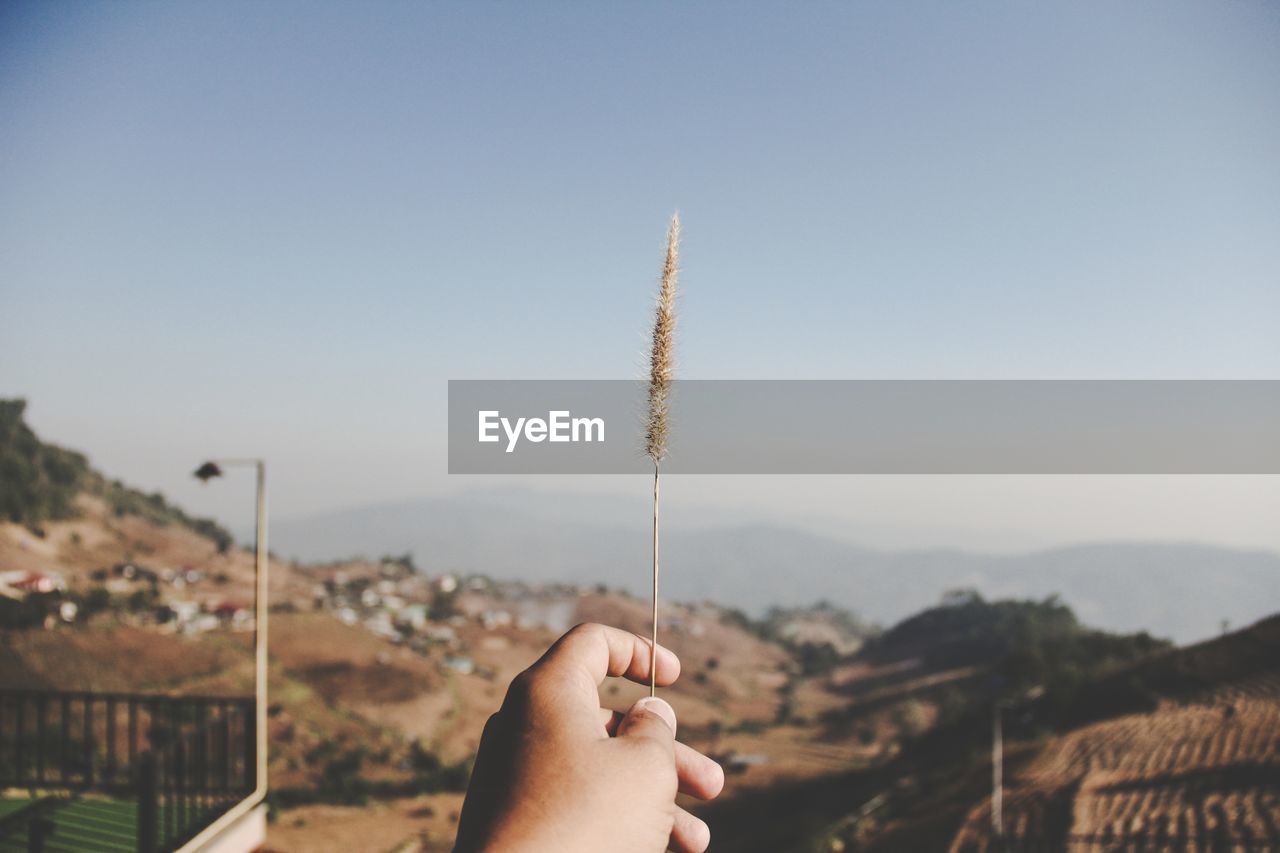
[646,213,679,464]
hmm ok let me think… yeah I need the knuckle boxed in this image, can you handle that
[503,669,537,708]
[480,711,503,736]
[502,667,558,720]
[524,675,560,711]
[564,621,602,641]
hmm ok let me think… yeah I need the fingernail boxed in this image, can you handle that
[634,696,677,735]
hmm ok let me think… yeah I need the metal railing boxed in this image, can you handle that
[0,688,255,852]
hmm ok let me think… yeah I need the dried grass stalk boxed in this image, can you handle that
[646,214,679,464]
[646,213,679,695]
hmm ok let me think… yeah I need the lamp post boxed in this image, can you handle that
[992,685,1043,844]
[187,458,268,846]
[992,701,1004,840]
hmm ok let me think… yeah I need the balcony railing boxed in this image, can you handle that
[0,688,255,852]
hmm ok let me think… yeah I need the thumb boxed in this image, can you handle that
[616,696,678,744]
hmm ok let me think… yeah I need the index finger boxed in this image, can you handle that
[527,623,682,705]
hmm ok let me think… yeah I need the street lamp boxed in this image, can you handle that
[187,458,269,847]
[193,462,223,482]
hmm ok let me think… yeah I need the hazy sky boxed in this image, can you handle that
[2,2,1278,551]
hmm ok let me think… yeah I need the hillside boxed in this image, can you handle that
[5,402,1278,852]
[950,616,1280,851]
[268,490,1280,643]
[3,400,878,848]
[0,398,232,550]
[0,406,846,850]
[697,612,1280,852]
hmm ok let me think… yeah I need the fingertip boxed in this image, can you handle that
[671,808,711,853]
[674,742,726,800]
[686,819,710,853]
[656,644,682,686]
[706,759,725,798]
[690,817,711,852]
[632,696,677,735]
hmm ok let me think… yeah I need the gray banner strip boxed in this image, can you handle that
[447,380,1280,474]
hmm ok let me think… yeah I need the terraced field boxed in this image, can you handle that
[950,673,1280,851]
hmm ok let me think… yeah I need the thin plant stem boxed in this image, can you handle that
[645,213,677,698]
[651,463,660,696]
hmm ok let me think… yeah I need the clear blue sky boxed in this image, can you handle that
[2,2,1278,548]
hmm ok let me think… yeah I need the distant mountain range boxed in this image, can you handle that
[269,488,1280,644]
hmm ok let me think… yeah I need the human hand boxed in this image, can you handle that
[454,623,725,853]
